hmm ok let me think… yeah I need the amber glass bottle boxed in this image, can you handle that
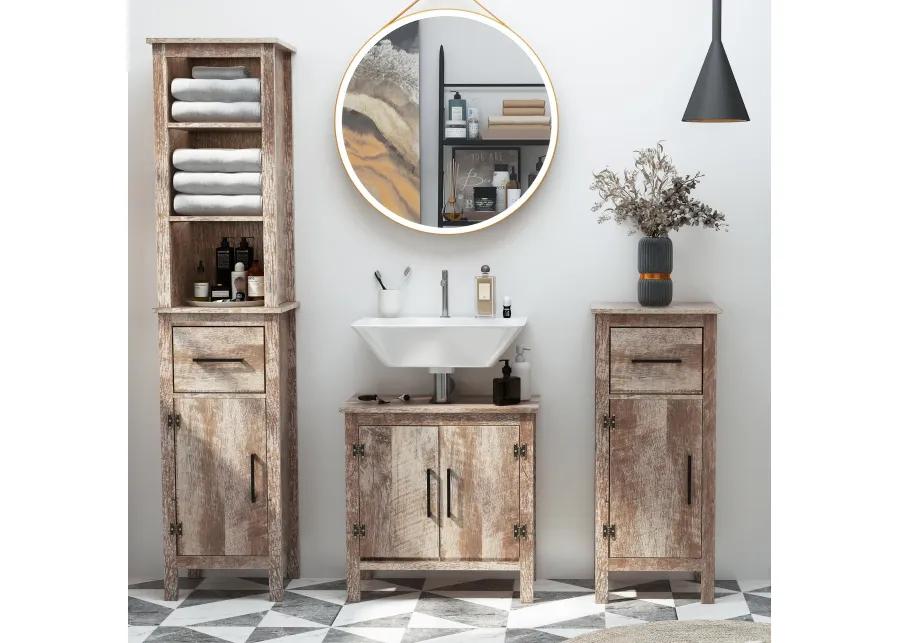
[247,259,265,301]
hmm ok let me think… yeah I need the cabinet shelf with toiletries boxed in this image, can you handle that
[150,38,298,602]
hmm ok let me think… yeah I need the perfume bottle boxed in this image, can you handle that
[475,265,495,318]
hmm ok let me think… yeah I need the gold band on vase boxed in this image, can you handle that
[639,273,672,281]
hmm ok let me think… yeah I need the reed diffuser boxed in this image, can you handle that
[443,158,463,221]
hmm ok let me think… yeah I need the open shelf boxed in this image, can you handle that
[168,122,262,131]
[443,138,550,147]
[169,215,264,223]
[157,302,299,315]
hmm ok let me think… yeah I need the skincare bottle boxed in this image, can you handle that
[502,296,512,318]
[466,106,480,140]
[235,236,253,269]
[475,265,496,317]
[211,282,230,300]
[231,262,248,301]
[506,167,522,207]
[511,345,532,401]
[492,164,510,211]
[448,91,467,122]
[215,237,234,288]
[247,259,265,301]
[193,259,210,302]
[493,359,521,406]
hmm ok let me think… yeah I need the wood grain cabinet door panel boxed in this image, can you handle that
[174,397,268,556]
[358,425,441,560]
[440,425,520,561]
[610,327,703,394]
[609,399,702,558]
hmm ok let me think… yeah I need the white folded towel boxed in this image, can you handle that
[171,78,260,102]
[171,101,260,122]
[192,66,248,80]
[173,194,262,216]
[173,172,262,195]
[487,115,552,125]
[172,148,262,173]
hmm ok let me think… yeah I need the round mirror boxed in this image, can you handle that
[335,9,558,234]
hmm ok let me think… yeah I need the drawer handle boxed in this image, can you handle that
[631,358,682,364]
[446,468,452,518]
[250,453,257,503]
[193,357,245,363]
[687,454,692,506]
[426,469,433,518]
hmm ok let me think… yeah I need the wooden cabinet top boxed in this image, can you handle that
[146,37,296,53]
[341,395,540,415]
[591,302,721,315]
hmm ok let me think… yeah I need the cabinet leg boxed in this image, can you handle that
[700,560,715,604]
[286,551,300,579]
[269,570,284,603]
[595,571,608,604]
[347,563,361,603]
[163,561,178,601]
[187,569,202,579]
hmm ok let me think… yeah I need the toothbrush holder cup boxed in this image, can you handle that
[378,289,402,317]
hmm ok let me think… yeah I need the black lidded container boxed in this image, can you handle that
[493,359,521,406]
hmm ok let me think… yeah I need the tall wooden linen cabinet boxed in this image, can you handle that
[593,303,721,605]
[149,38,299,601]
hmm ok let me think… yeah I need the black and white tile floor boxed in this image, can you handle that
[128,575,771,642]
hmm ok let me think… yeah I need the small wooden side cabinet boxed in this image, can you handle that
[341,397,538,603]
[593,303,721,604]
[149,38,299,601]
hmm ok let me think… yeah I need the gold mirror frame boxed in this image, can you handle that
[334,8,559,235]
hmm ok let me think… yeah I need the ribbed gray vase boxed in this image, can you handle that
[637,236,673,306]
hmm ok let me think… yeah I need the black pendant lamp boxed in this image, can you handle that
[683,0,749,122]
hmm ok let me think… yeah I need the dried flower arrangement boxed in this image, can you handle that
[590,142,727,238]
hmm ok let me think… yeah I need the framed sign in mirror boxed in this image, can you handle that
[334,8,558,235]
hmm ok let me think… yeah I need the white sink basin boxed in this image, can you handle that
[352,316,526,369]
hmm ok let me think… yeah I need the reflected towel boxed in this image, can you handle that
[171,78,260,102]
[192,66,248,80]
[488,115,551,125]
[502,99,546,109]
[173,194,262,216]
[173,172,262,195]
[172,148,261,173]
[171,101,260,122]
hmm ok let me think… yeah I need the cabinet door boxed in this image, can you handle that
[609,398,701,558]
[174,397,267,556]
[358,425,440,559]
[440,425,520,561]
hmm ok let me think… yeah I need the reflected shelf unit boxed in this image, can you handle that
[149,37,298,603]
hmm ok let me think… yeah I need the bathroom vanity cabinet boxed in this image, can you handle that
[149,38,298,601]
[341,397,538,603]
[593,303,720,604]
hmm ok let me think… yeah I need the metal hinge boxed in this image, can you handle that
[602,415,616,430]
[352,523,366,538]
[513,444,528,459]
[602,524,617,540]
[352,444,365,458]
[513,524,528,540]
[169,522,183,537]
[167,414,181,430]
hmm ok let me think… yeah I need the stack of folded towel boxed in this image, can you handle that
[482,99,551,140]
[171,65,261,122]
[172,148,262,215]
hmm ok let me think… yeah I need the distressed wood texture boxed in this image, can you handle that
[361,560,520,571]
[594,304,719,605]
[345,415,361,603]
[174,397,268,556]
[609,327,703,394]
[358,426,440,559]
[608,398,702,558]
[518,414,536,604]
[152,39,297,603]
[440,425,520,561]
[172,326,265,393]
[341,396,540,415]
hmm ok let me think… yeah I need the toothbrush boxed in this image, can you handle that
[374,270,387,290]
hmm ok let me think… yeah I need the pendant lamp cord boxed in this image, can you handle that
[384,0,506,30]
[712,0,721,42]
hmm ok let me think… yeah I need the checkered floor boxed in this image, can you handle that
[128,575,771,642]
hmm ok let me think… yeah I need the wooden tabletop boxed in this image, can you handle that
[341,395,540,414]
[146,37,296,53]
[591,302,721,315]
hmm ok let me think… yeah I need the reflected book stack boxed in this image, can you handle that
[482,99,550,140]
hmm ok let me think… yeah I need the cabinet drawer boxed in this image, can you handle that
[173,326,265,393]
[610,327,702,394]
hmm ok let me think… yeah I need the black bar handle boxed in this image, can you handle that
[250,454,257,503]
[687,454,692,505]
[446,468,452,518]
[426,469,433,518]
[632,358,683,364]
[194,357,245,363]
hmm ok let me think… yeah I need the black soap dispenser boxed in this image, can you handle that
[493,359,521,406]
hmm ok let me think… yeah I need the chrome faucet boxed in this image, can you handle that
[440,270,449,318]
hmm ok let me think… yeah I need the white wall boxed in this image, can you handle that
[129,0,770,580]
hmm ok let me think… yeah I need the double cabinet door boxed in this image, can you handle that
[357,424,520,561]
[172,397,268,557]
[605,398,702,559]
